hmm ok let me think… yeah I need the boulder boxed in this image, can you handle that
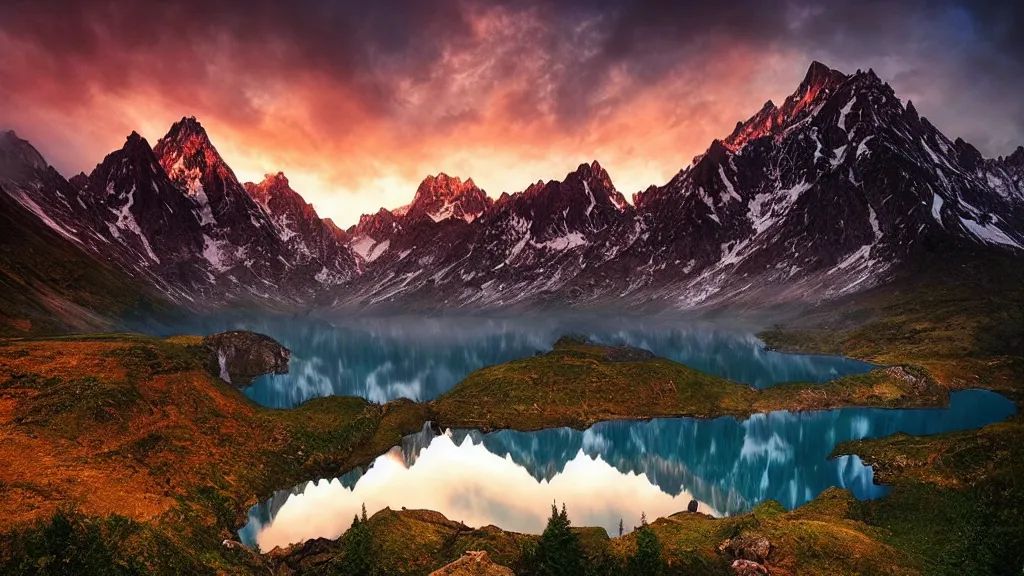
[687,499,699,512]
[731,559,769,575]
[428,551,515,576]
[203,331,290,388]
[727,533,772,563]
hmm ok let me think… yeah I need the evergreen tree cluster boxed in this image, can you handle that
[335,504,375,576]
[521,503,666,576]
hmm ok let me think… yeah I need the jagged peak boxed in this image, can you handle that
[153,115,237,186]
[164,116,208,140]
[153,116,217,160]
[121,131,153,153]
[409,172,491,223]
[0,129,48,170]
[798,61,849,96]
[413,172,486,201]
[904,100,920,122]
[569,159,613,183]
[1004,145,1024,168]
[260,171,289,187]
[953,137,984,172]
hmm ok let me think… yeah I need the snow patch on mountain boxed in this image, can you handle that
[351,236,390,262]
[202,234,231,272]
[535,232,587,251]
[110,184,160,263]
[959,217,1022,249]
[931,193,944,224]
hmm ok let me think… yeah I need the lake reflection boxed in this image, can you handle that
[143,314,874,408]
[240,389,1015,551]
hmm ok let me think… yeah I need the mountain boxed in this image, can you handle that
[332,61,1024,310]
[243,172,359,286]
[405,173,492,224]
[338,161,638,309]
[625,63,1024,305]
[2,61,1022,317]
[0,119,359,310]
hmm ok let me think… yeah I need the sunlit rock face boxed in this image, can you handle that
[405,173,493,224]
[239,390,1015,551]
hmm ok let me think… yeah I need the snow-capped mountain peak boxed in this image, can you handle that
[407,173,492,223]
[2,60,1022,314]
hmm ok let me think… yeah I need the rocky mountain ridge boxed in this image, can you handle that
[1,61,1021,313]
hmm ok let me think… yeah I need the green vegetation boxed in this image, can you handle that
[627,514,665,576]
[0,334,428,573]
[528,503,586,576]
[432,336,949,431]
[336,505,375,576]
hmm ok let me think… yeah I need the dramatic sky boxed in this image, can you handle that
[1,0,1022,226]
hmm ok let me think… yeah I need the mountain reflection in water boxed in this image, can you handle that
[145,314,874,408]
[240,389,1015,551]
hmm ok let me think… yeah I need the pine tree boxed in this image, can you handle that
[336,507,375,576]
[618,518,624,537]
[533,502,586,576]
[627,513,664,576]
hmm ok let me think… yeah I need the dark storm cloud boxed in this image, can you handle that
[0,0,1021,225]
[1,0,1022,145]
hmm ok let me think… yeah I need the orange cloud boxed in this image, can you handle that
[2,1,1019,227]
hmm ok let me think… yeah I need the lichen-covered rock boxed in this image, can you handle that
[731,558,769,575]
[727,533,772,563]
[202,331,290,388]
[428,551,514,576]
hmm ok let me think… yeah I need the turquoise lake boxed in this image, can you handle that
[147,314,876,408]
[239,390,1015,550]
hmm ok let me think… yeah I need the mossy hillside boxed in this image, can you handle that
[759,246,1024,406]
[835,416,1024,576]
[431,337,949,431]
[0,334,428,573]
[268,489,920,576]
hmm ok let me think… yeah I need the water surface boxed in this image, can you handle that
[145,314,874,408]
[240,389,1014,550]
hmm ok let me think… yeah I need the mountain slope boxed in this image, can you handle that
[0,183,168,336]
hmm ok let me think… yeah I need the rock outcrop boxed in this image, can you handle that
[202,331,290,387]
[428,551,515,576]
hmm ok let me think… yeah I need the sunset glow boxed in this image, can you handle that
[1,0,1021,226]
